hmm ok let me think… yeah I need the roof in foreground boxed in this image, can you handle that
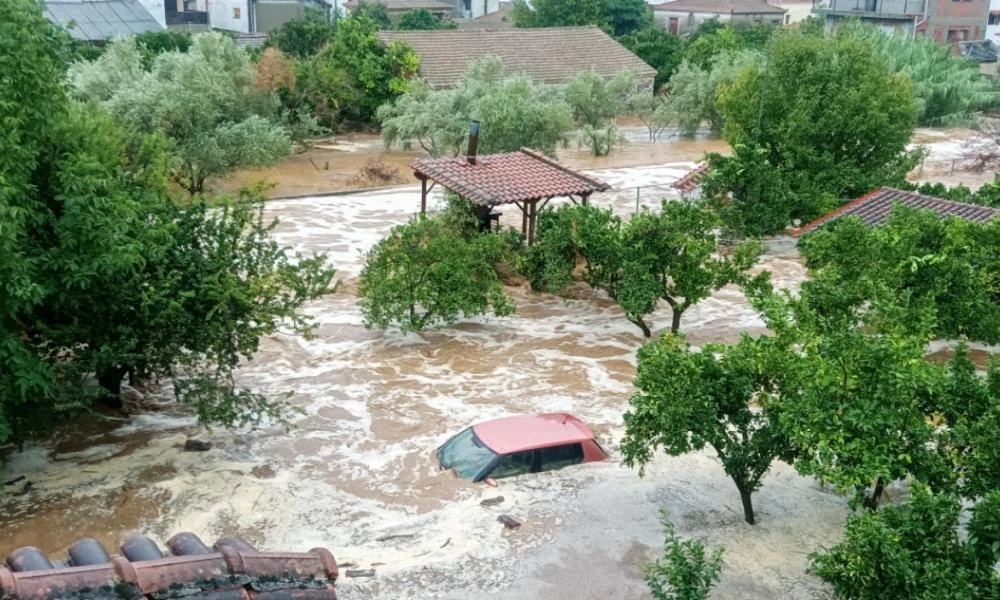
[412,148,610,206]
[43,0,163,41]
[672,162,709,192]
[651,0,787,14]
[793,187,1000,236]
[377,26,656,88]
[473,413,596,454]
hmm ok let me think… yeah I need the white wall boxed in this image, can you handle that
[653,9,731,33]
[988,0,1000,42]
[471,0,499,18]
[138,0,166,27]
[210,0,251,32]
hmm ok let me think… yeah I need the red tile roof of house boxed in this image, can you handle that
[792,187,1000,236]
[0,533,337,600]
[671,162,709,193]
[344,0,452,11]
[412,148,610,206]
[650,0,786,14]
[377,27,656,88]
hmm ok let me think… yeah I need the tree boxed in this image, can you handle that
[526,201,761,337]
[838,22,1000,126]
[702,144,800,237]
[510,0,607,29]
[1,0,337,445]
[350,0,392,29]
[564,70,638,156]
[321,14,419,124]
[664,51,760,138]
[69,33,293,194]
[133,30,191,66]
[625,87,674,142]
[603,0,652,36]
[379,56,573,157]
[357,216,516,332]
[622,334,794,524]
[617,27,684,91]
[264,6,335,58]
[797,208,1000,344]
[644,510,724,600]
[811,486,1000,599]
[396,8,457,30]
[714,30,919,229]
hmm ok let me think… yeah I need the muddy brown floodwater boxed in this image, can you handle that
[0,129,986,600]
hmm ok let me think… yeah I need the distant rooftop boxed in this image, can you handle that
[43,0,163,41]
[793,187,1000,236]
[343,0,453,11]
[378,26,656,88]
[650,0,787,14]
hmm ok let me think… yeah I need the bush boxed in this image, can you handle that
[644,510,724,600]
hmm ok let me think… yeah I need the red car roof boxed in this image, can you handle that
[472,413,596,455]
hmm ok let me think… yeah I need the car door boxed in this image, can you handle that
[537,443,584,471]
[486,450,535,480]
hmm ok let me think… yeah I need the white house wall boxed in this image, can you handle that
[138,0,166,27]
[653,9,731,33]
[989,0,1000,42]
[210,0,250,32]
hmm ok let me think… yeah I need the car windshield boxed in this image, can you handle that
[437,427,498,481]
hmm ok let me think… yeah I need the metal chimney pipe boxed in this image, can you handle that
[467,120,480,165]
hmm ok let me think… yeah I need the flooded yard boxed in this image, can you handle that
[0,127,986,599]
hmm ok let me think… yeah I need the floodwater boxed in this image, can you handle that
[0,130,983,599]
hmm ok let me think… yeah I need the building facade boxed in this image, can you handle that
[814,0,990,42]
[651,0,787,35]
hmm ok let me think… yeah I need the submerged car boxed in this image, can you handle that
[437,413,608,482]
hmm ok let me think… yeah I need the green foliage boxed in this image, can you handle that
[350,1,392,29]
[622,333,794,524]
[133,30,191,66]
[1,0,336,446]
[682,19,774,71]
[665,52,760,138]
[357,215,516,332]
[811,486,1000,599]
[379,56,573,156]
[838,23,1000,126]
[626,88,674,142]
[264,6,335,58]
[510,0,649,35]
[527,202,761,336]
[69,33,292,194]
[617,27,683,91]
[396,8,457,30]
[564,70,640,155]
[644,510,724,600]
[798,208,1000,344]
[712,30,919,234]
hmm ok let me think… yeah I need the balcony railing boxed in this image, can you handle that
[812,0,925,18]
[165,10,209,25]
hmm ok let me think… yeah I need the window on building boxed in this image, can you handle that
[947,28,969,41]
[233,6,240,17]
[990,10,1000,25]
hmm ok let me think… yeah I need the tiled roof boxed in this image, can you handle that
[672,162,709,193]
[378,26,656,88]
[43,0,163,41]
[792,187,1000,236]
[650,0,787,14]
[344,0,453,11]
[412,148,610,206]
[0,533,337,600]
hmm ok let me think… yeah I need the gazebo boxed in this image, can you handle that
[411,145,610,245]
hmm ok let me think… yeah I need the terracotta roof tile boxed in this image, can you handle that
[0,533,337,600]
[650,0,787,14]
[672,162,709,193]
[377,26,656,88]
[344,0,452,10]
[792,187,1000,236]
[412,148,610,205]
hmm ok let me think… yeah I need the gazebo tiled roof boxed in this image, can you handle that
[412,148,610,206]
[792,187,1000,236]
[672,162,709,194]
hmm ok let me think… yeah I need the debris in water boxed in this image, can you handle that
[440,538,451,548]
[375,533,415,542]
[4,476,25,486]
[14,481,33,496]
[346,569,376,578]
[481,496,504,507]
[183,439,212,452]
[497,515,521,530]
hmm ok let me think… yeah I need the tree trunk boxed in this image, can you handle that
[863,478,886,512]
[736,482,756,525]
[97,366,128,410]
[670,308,683,333]
[629,317,651,338]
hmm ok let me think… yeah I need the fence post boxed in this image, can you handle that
[951,159,956,175]
[635,187,640,215]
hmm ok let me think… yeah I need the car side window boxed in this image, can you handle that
[539,443,583,471]
[488,451,535,479]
